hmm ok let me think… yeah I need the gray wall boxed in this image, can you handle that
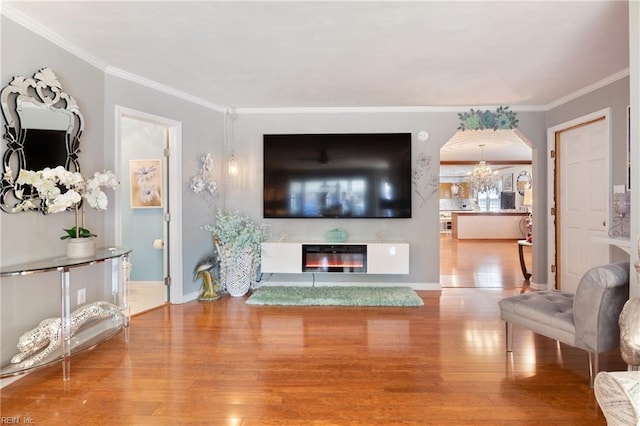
[546,77,631,263]
[230,110,547,286]
[103,76,224,297]
[547,77,630,189]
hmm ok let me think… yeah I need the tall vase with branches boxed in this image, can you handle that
[205,210,270,296]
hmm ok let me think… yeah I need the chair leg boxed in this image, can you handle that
[505,322,513,352]
[588,352,599,388]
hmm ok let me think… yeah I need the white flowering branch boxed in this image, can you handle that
[14,166,119,238]
[190,153,218,204]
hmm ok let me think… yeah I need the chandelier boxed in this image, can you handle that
[468,144,498,192]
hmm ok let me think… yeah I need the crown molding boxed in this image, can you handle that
[104,66,226,113]
[545,68,630,110]
[235,105,548,115]
[2,4,107,71]
[2,4,628,116]
[2,4,226,113]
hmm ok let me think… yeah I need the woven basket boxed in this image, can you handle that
[218,246,255,297]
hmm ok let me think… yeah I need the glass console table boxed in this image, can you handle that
[0,247,131,381]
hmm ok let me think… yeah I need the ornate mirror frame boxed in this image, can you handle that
[0,67,83,213]
[516,170,532,196]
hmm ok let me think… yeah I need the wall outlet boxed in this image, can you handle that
[77,288,86,305]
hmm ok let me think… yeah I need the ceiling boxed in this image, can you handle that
[3,1,629,111]
[1,1,629,163]
[440,128,531,162]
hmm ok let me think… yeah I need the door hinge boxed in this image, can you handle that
[550,150,555,158]
[551,265,556,273]
[164,212,171,222]
[550,207,555,216]
[164,147,170,157]
[164,276,172,287]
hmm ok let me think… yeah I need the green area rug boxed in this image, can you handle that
[245,286,423,307]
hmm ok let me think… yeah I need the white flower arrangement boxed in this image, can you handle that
[13,166,119,239]
[205,210,270,293]
[205,210,270,255]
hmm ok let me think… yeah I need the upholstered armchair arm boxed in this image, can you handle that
[595,371,640,426]
[620,298,640,367]
[573,262,629,353]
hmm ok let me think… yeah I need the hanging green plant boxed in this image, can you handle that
[458,106,518,131]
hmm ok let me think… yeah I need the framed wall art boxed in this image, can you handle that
[129,159,163,208]
[502,173,513,192]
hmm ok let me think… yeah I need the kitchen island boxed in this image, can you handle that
[451,211,528,240]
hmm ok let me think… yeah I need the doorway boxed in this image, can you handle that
[115,107,184,313]
[439,129,533,288]
[547,109,611,292]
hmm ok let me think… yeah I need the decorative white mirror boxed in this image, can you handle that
[0,68,83,213]
[516,170,532,196]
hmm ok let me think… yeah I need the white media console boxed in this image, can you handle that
[260,242,410,275]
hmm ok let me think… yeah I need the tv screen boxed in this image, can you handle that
[263,133,412,218]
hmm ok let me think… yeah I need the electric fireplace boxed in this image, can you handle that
[302,244,367,273]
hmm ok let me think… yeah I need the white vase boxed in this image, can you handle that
[66,237,97,259]
[220,248,254,297]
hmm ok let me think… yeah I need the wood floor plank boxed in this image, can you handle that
[0,239,619,424]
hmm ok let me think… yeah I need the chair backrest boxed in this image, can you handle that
[573,262,629,353]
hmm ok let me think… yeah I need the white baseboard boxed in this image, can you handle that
[180,291,200,303]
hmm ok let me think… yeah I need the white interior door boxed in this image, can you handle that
[557,118,610,293]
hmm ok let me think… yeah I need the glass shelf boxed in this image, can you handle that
[1,316,125,377]
[1,246,131,381]
[1,246,131,276]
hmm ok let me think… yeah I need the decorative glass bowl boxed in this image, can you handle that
[325,228,348,243]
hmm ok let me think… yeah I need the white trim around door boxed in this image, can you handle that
[546,107,612,290]
[114,106,184,304]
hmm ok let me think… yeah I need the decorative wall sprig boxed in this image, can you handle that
[458,106,518,131]
[411,153,439,208]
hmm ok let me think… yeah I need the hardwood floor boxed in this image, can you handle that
[1,239,621,425]
[440,234,531,288]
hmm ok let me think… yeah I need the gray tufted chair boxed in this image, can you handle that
[499,262,629,387]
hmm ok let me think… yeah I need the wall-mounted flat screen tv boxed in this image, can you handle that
[263,133,412,219]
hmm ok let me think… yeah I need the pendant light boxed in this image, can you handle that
[226,108,239,177]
